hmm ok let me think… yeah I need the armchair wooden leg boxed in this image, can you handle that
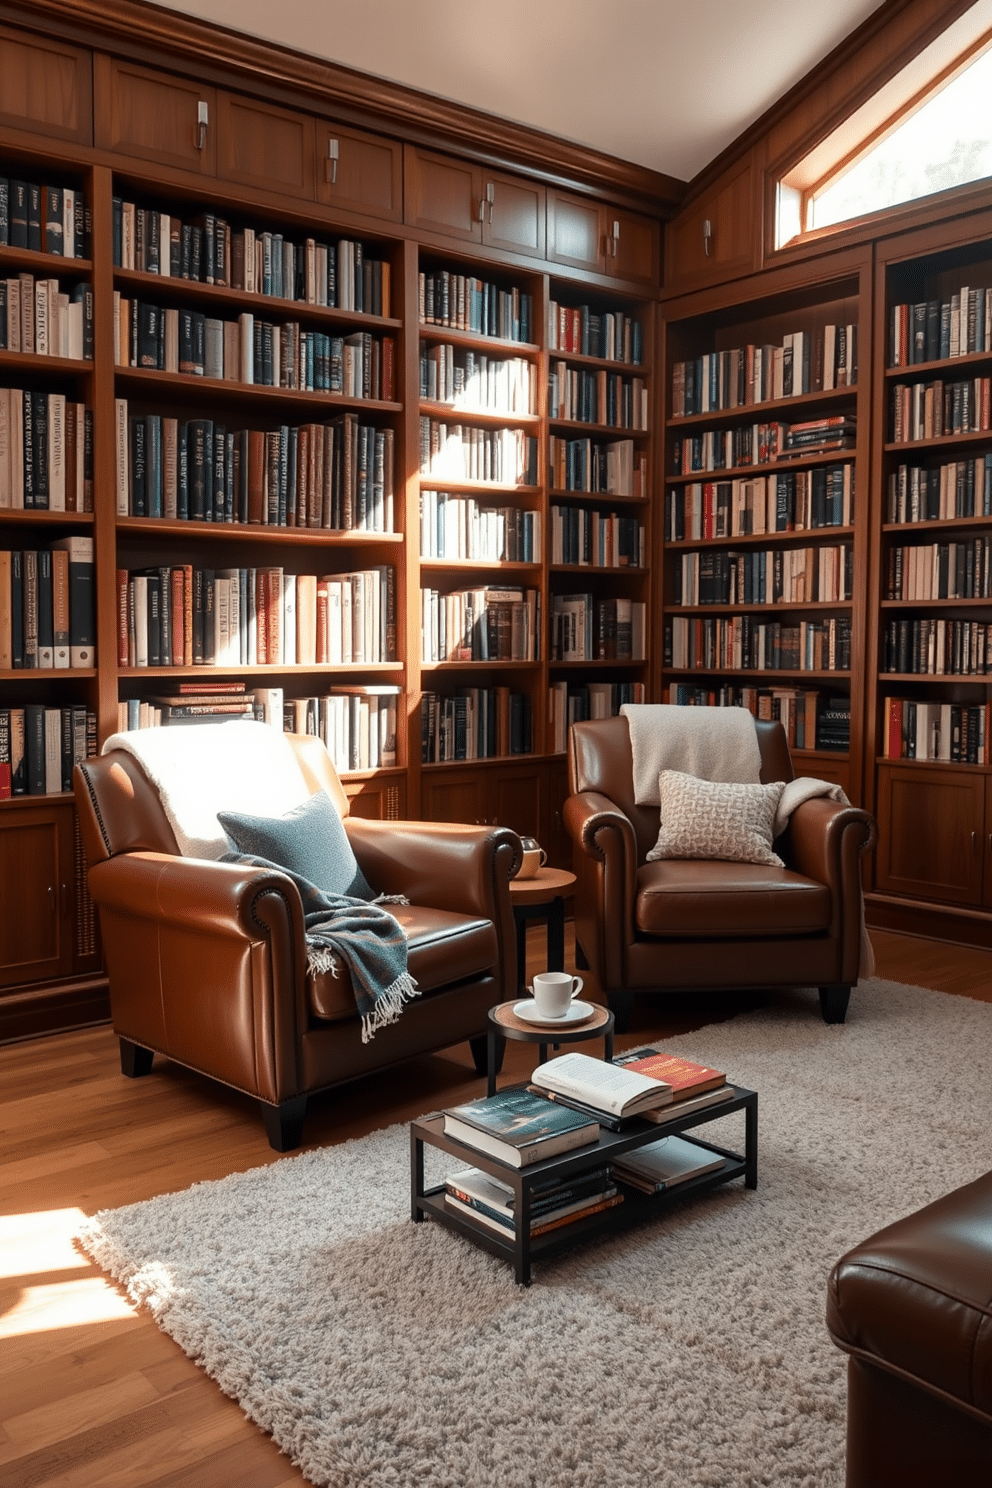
[574,941,589,971]
[470,1034,503,1078]
[609,991,636,1033]
[261,1096,308,1152]
[819,985,851,1024]
[120,1038,154,1078]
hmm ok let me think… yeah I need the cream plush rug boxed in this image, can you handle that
[78,978,992,1488]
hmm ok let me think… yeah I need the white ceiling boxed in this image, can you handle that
[154,0,889,182]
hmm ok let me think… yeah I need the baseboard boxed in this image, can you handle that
[0,977,111,1043]
[866,894,992,951]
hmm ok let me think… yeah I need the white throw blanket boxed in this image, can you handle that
[619,704,874,975]
[103,721,312,859]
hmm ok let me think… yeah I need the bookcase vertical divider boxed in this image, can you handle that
[89,162,120,744]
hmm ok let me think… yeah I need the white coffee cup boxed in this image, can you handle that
[516,845,547,879]
[531,971,584,1019]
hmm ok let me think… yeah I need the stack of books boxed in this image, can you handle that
[444,1165,622,1238]
[528,1051,676,1131]
[611,1047,732,1123]
[441,1087,599,1167]
[610,1135,726,1194]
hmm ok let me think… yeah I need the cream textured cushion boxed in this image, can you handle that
[646,770,787,867]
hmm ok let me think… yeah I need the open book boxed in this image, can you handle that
[531,1052,672,1121]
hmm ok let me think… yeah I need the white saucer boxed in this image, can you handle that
[512,998,595,1028]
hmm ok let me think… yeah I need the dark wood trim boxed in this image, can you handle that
[0,0,686,216]
[0,976,110,1043]
[866,894,992,952]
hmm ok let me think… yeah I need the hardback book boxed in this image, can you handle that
[442,1086,598,1167]
[612,1047,727,1103]
[531,1052,673,1120]
[445,1163,622,1237]
[610,1135,726,1194]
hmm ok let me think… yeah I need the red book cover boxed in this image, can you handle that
[116,568,129,666]
[624,1051,726,1099]
[885,697,903,760]
[382,336,395,403]
[171,568,185,666]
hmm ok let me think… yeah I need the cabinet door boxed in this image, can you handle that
[421,769,489,825]
[482,171,546,259]
[345,776,406,820]
[875,765,985,907]
[606,208,660,287]
[405,147,483,244]
[985,776,992,910]
[0,806,73,988]
[547,190,605,274]
[216,93,315,201]
[0,25,92,144]
[491,765,542,842]
[665,155,755,292]
[316,122,402,223]
[94,55,215,174]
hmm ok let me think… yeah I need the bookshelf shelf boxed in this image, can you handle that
[669,385,858,429]
[116,516,403,545]
[548,419,649,439]
[115,367,402,414]
[113,266,403,331]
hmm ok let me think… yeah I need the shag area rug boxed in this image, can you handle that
[78,978,992,1488]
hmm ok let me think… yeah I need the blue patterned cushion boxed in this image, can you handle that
[218,790,374,900]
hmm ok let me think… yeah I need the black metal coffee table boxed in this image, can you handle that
[411,1081,757,1285]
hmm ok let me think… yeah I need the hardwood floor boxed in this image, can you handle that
[1,925,990,1487]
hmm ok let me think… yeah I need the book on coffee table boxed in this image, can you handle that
[445,1165,621,1236]
[530,1051,673,1123]
[613,1047,727,1101]
[611,1134,726,1194]
[442,1087,598,1167]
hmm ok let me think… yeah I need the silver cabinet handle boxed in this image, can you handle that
[196,100,209,151]
[326,138,339,185]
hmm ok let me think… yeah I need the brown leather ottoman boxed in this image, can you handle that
[827,1171,992,1487]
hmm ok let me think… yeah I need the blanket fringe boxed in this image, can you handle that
[374,893,409,906]
[307,946,339,977]
[361,972,420,1043]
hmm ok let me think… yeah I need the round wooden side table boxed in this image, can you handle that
[486,999,615,1096]
[507,865,577,998]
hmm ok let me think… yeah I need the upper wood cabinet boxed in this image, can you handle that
[548,190,659,285]
[404,147,546,257]
[316,121,402,223]
[0,24,91,145]
[94,55,216,174]
[216,92,315,201]
[0,804,75,990]
[665,155,755,292]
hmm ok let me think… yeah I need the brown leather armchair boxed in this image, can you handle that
[564,714,876,1028]
[74,733,520,1150]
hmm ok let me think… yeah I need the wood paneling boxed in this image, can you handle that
[216,92,315,201]
[94,55,215,174]
[316,121,402,223]
[0,23,91,144]
[875,764,985,906]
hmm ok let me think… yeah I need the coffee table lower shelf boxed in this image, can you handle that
[411,1083,757,1285]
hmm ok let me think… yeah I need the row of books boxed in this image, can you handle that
[550,595,646,662]
[0,390,92,511]
[671,325,858,418]
[890,377,991,442]
[420,586,539,663]
[890,289,992,367]
[882,617,989,677]
[663,686,849,753]
[418,345,536,413]
[666,614,852,672]
[0,277,92,358]
[550,506,644,568]
[118,683,399,773]
[418,419,538,486]
[441,1048,731,1172]
[547,302,643,365]
[420,687,532,761]
[547,364,649,430]
[0,179,89,258]
[884,537,990,601]
[548,435,646,497]
[674,419,856,475]
[114,404,394,531]
[672,543,854,607]
[117,564,396,669]
[418,272,532,342]
[113,200,389,313]
[882,696,989,764]
[0,703,95,798]
[665,465,854,540]
[418,491,540,563]
[0,539,94,669]
[114,296,396,396]
[546,680,645,754]
[887,457,992,523]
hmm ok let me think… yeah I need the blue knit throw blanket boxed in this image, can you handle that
[222,854,419,1042]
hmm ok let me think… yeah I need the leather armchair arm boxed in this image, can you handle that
[781,799,877,978]
[86,851,309,1105]
[563,790,639,988]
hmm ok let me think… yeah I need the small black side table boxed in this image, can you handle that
[507,866,577,996]
[486,999,615,1096]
